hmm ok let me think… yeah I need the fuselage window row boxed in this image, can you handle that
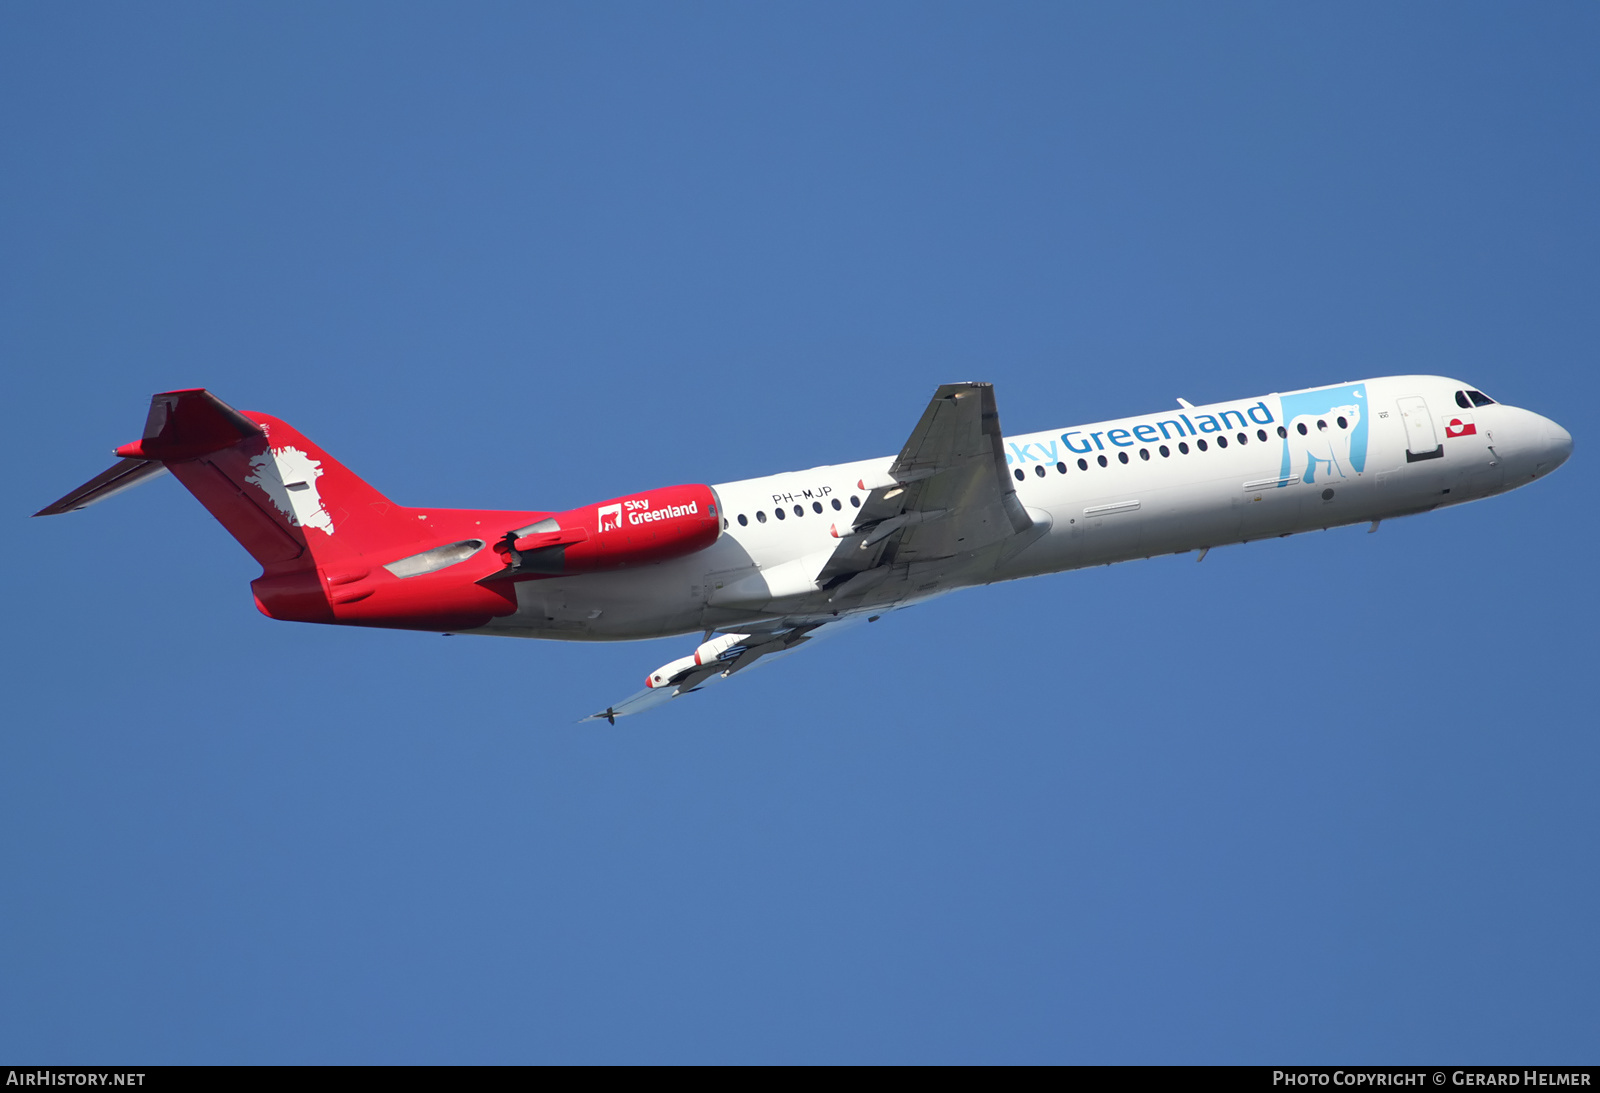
[809,411,1351,510]
[735,495,855,529]
[1035,424,1283,473]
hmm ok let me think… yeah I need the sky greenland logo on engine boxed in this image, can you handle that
[1277,383,1368,485]
[243,446,335,535]
[626,501,698,524]
[597,503,624,533]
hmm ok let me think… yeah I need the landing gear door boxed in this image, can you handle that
[1397,396,1442,462]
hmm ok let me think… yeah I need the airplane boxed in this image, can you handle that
[35,377,1571,722]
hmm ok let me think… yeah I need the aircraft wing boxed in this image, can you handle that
[582,382,1043,723]
[818,381,1033,587]
[581,615,870,724]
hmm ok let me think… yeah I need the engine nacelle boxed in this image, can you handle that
[694,633,747,665]
[645,633,751,689]
[647,654,699,689]
[497,483,722,575]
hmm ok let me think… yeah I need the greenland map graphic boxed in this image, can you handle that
[1278,383,1368,485]
[244,446,336,535]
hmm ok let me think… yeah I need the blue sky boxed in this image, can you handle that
[2,3,1596,1063]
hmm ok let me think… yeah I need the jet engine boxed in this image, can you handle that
[646,632,750,688]
[494,483,721,576]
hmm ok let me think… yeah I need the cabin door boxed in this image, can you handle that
[1397,396,1442,462]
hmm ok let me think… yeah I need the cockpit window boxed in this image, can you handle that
[1467,389,1495,407]
[1455,391,1472,409]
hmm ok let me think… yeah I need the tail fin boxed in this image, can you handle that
[37,389,424,570]
[229,412,410,563]
[40,389,546,630]
[154,394,420,570]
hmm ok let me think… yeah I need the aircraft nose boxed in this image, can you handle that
[1543,417,1573,471]
[1498,406,1571,481]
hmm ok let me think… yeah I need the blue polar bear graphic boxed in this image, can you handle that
[1277,384,1369,486]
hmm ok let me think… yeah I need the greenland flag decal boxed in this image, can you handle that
[1445,415,1477,438]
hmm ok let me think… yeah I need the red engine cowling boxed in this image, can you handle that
[497,483,721,574]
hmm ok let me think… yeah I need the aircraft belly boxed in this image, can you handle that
[475,565,708,641]
[1141,478,1238,554]
[1238,477,1302,541]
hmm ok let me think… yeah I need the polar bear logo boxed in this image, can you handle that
[1286,404,1362,484]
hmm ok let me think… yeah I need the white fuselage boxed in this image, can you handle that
[480,376,1571,641]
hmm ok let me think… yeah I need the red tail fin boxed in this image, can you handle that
[146,392,413,570]
[45,389,546,630]
[233,412,419,565]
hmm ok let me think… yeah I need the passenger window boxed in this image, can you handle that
[1278,426,1288,438]
[1257,429,1268,442]
[1178,442,1189,454]
[1139,448,1150,461]
[1336,416,1348,429]
[1013,468,1025,481]
[850,496,860,508]
[756,511,767,523]
[1456,390,1472,409]
[775,508,786,520]
[1159,445,1170,457]
[1197,439,1208,451]
[738,513,748,526]
[1117,451,1129,464]
[793,505,803,517]
[1097,455,1108,467]
[812,501,823,513]
[1077,458,1089,471]
[1217,436,1228,448]
[1317,419,1327,431]
[1056,461,1067,474]
[831,498,842,510]
[1237,432,1247,444]
[1468,390,1495,407]
[1034,465,1046,477]
[1296,423,1308,435]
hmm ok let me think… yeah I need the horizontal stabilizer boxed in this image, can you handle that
[33,458,169,517]
[35,389,263,518]
[116,389,264,463]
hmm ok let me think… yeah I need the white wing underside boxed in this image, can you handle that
[584,382,1041,723]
